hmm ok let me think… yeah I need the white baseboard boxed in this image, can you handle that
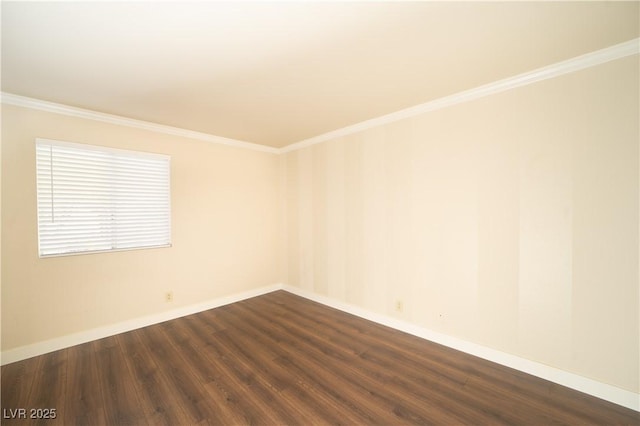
[3,282,638,412]
[281,284,640,412]
[1,283,284,366]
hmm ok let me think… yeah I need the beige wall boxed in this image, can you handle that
[1,52,638,397]
[284,56,639,393]
[1,105,281,350]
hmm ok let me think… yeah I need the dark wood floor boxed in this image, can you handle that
[2,290,638,425]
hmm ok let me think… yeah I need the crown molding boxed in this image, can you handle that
[3,38,637,155]
[280,37,640,154]
[0,93,279,154]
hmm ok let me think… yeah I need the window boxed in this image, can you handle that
[36,139,171,257]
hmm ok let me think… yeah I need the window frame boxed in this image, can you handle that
[35,138,172,258]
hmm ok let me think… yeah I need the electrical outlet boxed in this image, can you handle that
[165,291,174,303]
[395,300,403,312]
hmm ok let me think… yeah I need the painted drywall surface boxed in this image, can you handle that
[284,56,639,393]
[1,105,281,351]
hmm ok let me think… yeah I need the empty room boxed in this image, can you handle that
[1,1,639,424]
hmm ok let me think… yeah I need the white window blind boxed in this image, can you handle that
[36,139,171,257]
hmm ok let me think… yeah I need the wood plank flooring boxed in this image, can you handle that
[2,290,639,425]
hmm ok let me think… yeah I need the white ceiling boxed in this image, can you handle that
[2,1,639,148]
